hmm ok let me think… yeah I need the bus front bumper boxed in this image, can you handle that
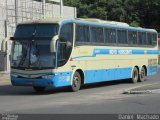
[11,76,55,87]
[11,72,72,88]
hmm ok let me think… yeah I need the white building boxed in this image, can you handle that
[0,0,77,72]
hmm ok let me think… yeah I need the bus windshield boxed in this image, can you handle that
[11,23,59,70]
[11,39,55,70]
[14,23,59,38]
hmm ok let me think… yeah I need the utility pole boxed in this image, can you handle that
[42,0,46,18]
[60,0,63,18]
[15,0,18,25]
[5,0,8,37]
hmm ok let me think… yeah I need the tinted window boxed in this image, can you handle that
[152,34,157,46]
[147,33,152,45]
[138,32,146,45]
[14,24,59,38]
[97,27,104,43]
[76,25,90,42]
[104,28,116,43]
[128,31,137,44]
[117,30,127,44]
[59,23,73,43]
[58,23,73,67]
[90,27,104,43]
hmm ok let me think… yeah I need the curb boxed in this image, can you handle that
[123,90,151,94]
[123,89,160,94]
[123,82,160,94]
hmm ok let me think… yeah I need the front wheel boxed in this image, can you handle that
[33,86,45,93]
[71,71,81,92]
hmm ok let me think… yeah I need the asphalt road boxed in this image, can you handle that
[0,67,160,114]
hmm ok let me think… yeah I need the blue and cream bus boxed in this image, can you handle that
[10,18,159,92]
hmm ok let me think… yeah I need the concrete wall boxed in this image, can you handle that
[0,0,77,72]
[0,52,7,71]
[0,0,77,50]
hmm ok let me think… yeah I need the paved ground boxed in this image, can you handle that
[0,67,160,114]
[0,73,10,85]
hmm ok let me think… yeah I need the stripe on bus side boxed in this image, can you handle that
[11,66,158,87]
[72,49,159,60]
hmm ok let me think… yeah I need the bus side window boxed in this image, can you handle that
[128,31,137,45]
[90,27,97,42]
[58,23,73,67]
[90,27,104,43]
[59,23,73,43]
[147,33,152,45]
[152,34,157,46]
[76,25,90,42]
[117,29,127,44]
[96,27,104,43]
[104,28,116,44]
[138,32,147,45]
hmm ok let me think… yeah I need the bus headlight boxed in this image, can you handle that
[42,74,55,79]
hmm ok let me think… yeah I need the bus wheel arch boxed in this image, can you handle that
[70,69,84,92]
[76,69,85,85]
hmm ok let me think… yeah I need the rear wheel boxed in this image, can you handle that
[139,67,146,82]
[71,71,81,92]
[33,86,45,93]
[131,67,139,83]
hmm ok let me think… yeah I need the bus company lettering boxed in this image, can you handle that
[109,49,118,55]
[118,50,132,55]
[109,49,132,55]
[94,49,101,54]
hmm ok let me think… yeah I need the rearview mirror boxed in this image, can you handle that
[66,41,72,48]
[50,35,59,53]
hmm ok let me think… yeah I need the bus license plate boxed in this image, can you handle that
[27,81,33,85]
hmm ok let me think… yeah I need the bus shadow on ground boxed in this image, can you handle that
[0,79,131,96]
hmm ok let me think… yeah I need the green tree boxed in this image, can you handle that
[64,0,160,30]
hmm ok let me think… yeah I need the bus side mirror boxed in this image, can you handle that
[50,35,59,53]
[66,41,72,48]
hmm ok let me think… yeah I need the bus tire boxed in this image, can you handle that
[33,86,45,93]
[71,71,81,92]
[139,67,146,82]
[131,67,139,83]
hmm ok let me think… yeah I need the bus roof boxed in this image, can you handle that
[19,17,65,24]
[69,19,157,33]
[19,18,157,33]
[75,18,130,27]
